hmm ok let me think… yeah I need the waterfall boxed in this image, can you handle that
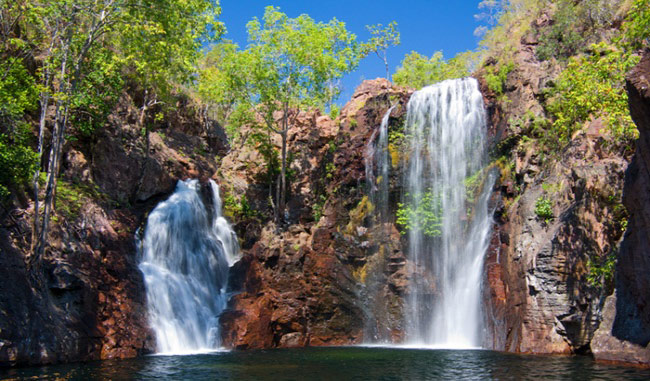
[402,78,493,348]
[363,106,395,343]
[366,106,395,226]
[138,179,239,354]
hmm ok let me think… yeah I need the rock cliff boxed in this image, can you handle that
[479,20,631,355]
[0,92,224,366]
[591,50,650,366]
[219,79,412,348]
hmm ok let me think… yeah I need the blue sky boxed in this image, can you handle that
[218,1,484,105]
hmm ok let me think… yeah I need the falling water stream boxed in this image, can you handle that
[402,78,494,348]
[138,179,239,354]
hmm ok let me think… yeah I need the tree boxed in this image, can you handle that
[27,0,223,267]
[29,0,127,263]
[117,0,223,200]
[392,51,475,89]
[204,6,362,225]
[362,21,400,79]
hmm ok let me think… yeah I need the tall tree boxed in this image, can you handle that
[361,21,400,79]
[28,0,223,267]
[30,0,126,264]
[204,6,362,225]
[117,0,223,200]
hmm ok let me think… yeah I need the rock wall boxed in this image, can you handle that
[479,22,630,355]
[219,79,412,348]
[592,51,650,366]
[0,92,224,366]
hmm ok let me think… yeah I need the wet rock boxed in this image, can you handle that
[219,79,410,349]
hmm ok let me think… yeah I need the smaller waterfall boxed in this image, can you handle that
[139,179,239,354]
[363,106,395,343]
[366,106,395,226]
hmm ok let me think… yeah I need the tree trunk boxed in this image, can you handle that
[33,43,70,262]
[384,52,389,80]
[280,128,287,222]
[30,91,49,257]
[133,90,152,202]
[276,107,289,226]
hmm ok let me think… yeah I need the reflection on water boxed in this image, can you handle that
[2,347,650,380]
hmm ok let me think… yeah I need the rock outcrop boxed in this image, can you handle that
[0,92,224,366]
[479,20,630,355]
[219,79,412,349]
[591,50,650,366]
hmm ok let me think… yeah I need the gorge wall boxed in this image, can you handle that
[2,43,650,371]
[0,92,226,366]
[591,51,650,365]
[218,79,412,348]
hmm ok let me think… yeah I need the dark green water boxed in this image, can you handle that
[2,347,650,380]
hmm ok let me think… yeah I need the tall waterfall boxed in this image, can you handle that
[403,78,493,348]
[138,179,239,354]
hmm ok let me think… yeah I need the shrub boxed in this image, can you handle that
[536,0,585,61]
[397,191,443,237]
[546,43,640,146]
[534,196,553,223]
[484,61,514,95]
[587,253,616,289]
[536,0,619,61]
[624,0,650,49]
[0,124,37,201]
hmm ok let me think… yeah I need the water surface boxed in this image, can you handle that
[3,347,650,380]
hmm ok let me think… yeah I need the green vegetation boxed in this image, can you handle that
[200,6,363,223]
[484,61,514,95]
[0,125,37,200]
[547,43,640,146]
[587,253,617,289]
[361,21,401,79]
[54,179,109,221]
[0,0,224,263]
[535,0,618,61]
[312,194,327,221]
[624,0,650,49]
[223,191,255,220]
[396,191,443,238]
[534,196,554,223]
[0,54,38,201]
[392,51,475,89]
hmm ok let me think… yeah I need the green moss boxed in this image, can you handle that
[56,179,110,221]
[346,196,374,234]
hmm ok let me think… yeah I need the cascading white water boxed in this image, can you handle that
[403,78,493,348]
[362,106,396,343]
[366,106,395,226]
[138,179,239,354]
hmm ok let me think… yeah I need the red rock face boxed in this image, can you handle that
[219,79,412,350]
[592,51,650,366]
[0,93,224,367]
[479,27,630,356]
